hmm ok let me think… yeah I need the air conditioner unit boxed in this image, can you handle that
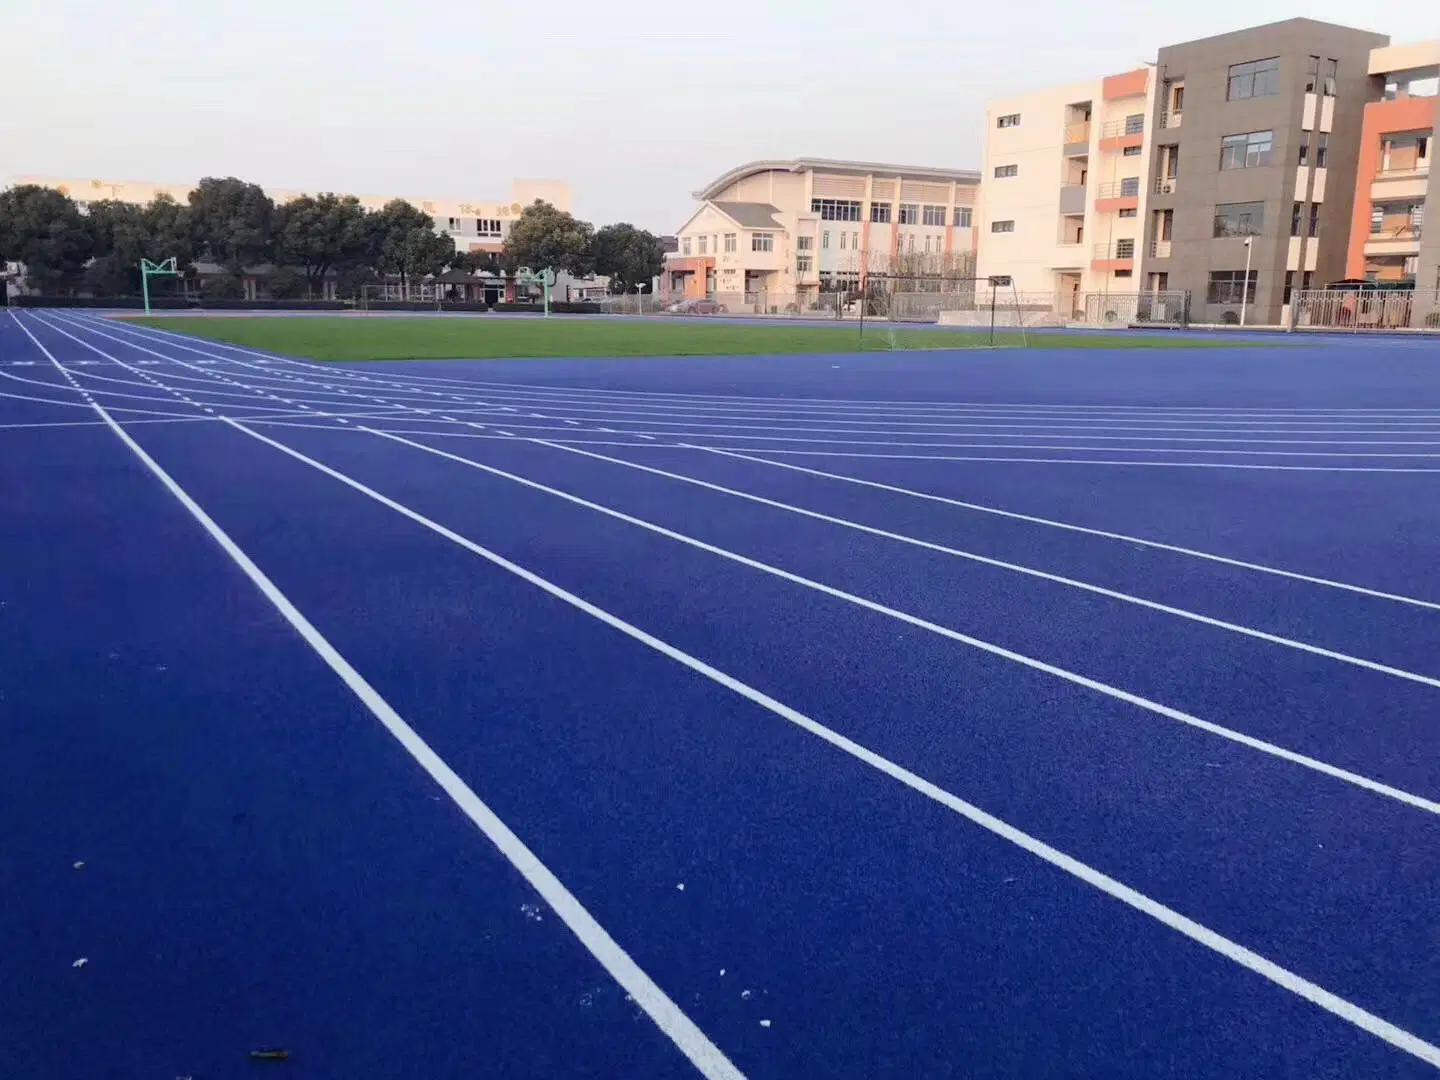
[1159,179,1177,194]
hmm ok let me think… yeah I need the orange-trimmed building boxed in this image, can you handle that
[1344,41,1438,291]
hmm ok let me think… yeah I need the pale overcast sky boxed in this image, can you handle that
[3,1,1436,233]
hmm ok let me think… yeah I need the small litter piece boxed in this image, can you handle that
[73,861,84,870]
[676,883,685,892]
[759,1019,772,1028]
[719,969,726,977]
[71,957,88,969]
[249,1048,291,1061]
[740,990,751,1000]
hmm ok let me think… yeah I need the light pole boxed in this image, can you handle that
[1239,236,1254,327]
[634,281,646,315]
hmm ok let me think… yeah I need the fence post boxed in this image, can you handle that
[989,287,998,347]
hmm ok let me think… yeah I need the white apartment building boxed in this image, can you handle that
[975,68,1157,317]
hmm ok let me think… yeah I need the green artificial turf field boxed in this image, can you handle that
[128,314,1252,361]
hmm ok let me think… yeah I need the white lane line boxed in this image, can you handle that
[696,449,1440,613]
[11,313,744,1080]
[219,415,1440,1072]
[688,447,1440,474]
[536,441,1440,690]
[365,428,1440,816]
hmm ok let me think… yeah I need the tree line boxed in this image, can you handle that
[0,177,667,300]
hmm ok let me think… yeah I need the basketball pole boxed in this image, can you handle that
[140,257,180,315]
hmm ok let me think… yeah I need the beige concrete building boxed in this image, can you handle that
[975,68,1158,318]
[666,158,979,312]
[12,175,573,256]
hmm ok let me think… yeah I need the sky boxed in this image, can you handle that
[4,1,1438,234]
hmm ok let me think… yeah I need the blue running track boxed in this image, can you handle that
[2,308,1439,1078]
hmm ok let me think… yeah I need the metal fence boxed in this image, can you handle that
[1079,290,1191,328]
[1289,289,1440,332]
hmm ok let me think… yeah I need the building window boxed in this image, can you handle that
[1125,114,1144,135]
[1122,145,1142,157]
[1302,270,1313,290]
[922,204,947,225]
[1213,201,1265,237]
[751,233,773,252]
[924,236,933,254]
[1207,270,1258,304]
[991,220,1015,233]
[796,236,813,251]
[906,234,915,252]
[1298,134,1309,165]
[811,198,862,221]
[997,113,1021,128]
[852,231,860,248]
[954,207,972,227]
[821,231,830,248]
[697,235,708,255]
[1220,130,1274,170]
[1370,205,1384,234]
[839,232,847,250]
[1292,202,1303,237]
[989,275,1013,286]
[1227,57,1280,100]
[1317,133,1328,168]
[1114,269,1133,278]
[898,203,919,224]
[724,233,736,252]
[1308,203,1321,238]
[796,255,813,273]
[681,237,691,255]
[870,202,891,223]
[1324,59,1337,97]
[1115,238,1135,259]
[1305,55,1320,93]
[477,218,502,235]
[1283,271,1295,304]
[1119,177,1140,197]
[994,164,1018,178]
[1118,207,1137,218]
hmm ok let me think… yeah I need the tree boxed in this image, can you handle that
[503,200,594,277]
[592,223,665,294]
[448,249,501,275]
[370,199,451,291]
[188,176,275,271]
[80,195,194,296]
[0,185,92,295]
[274,193,369,297]
[265,266,307,299]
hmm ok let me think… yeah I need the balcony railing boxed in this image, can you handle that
[1375,164,1432,179]
[1149,240,1173,258]
[1092,242,1137,260]
[1154,175,1179,195]
[1097,180,1142,199]
[1100,117,1145,139]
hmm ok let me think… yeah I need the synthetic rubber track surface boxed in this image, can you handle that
[2,310,1439,1079]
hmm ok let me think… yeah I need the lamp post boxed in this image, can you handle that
[635,281,645,315]
[1239,236,1254,327]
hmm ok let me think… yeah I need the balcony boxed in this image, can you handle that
[1099,116,1145,151]
[1364,226,1423,256]
[1063,122,1091,156]
[1058,185,1087,215]
[1153,175,1179,195]
[1371,165,1431,201]
[1091,241,1137,271]
[1095,179,1141,212]
[1149,239,1173,258]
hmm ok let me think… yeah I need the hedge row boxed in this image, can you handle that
[8,296,607,314]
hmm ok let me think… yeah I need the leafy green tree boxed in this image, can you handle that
[503,200,594,277]
[265,266,307,299]
[188,177,274,271]
[592,223,665,294]
[0,185,93,295]
[370,199,452,290]
[200,274,246,301]
[274,193,369,297]
[448,249,501,275]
